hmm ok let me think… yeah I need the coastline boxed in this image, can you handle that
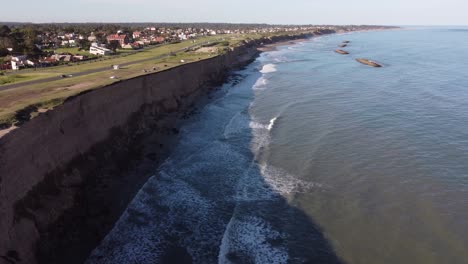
[0,31,323,264]
[257,38,308,52]
[0,27,400,263]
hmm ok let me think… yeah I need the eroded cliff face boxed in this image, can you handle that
[0,33,320,264]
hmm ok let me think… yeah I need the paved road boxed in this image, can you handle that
[0,40,217,92]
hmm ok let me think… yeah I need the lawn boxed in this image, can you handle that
[0,72,59,85]
[0,31,311,129]
[0,36,222,86]
[0,49,215,128]
[44,47,94,56]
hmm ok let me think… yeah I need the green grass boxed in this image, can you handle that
[0,32,312,129]
[44,47,93,56]
[0,75,22,85]
[0,36,222,81]
[0,72,61,85]
[0,49,215,128]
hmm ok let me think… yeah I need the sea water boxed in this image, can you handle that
[87,27,468,264]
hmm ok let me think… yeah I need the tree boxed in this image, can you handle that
[20,26,41,55]
[77,39,91,51]
[107,40,120,51]
[0,47,8,57]
[0,25,11,37]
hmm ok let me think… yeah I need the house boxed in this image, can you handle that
[153,37,165,43]
[106,34,129,48]
[132,31,142,39]
[89,46,113,56]
[88,33,97,42]
[52,54,73,62]
[11,61,25,70]
[11,55,28,62]
[10,55,28,70]
[73,55,87,61]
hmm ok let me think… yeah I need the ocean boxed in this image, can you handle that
[86,27,468,264]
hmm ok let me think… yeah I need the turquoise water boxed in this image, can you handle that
[88,28,468,264]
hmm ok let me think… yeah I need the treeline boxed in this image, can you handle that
[0,25,41,57]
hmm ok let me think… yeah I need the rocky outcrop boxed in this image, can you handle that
[356,58,382,67]
[335,49,349,55]
[0,32,329,264]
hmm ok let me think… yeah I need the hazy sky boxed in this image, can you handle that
[3,0,468,25]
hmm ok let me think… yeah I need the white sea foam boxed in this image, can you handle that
[260,63,277,74]
[252,76,268,90]
[260,164,323,195]
[267,117,277,131]
[218,216,288,264]
[249,120,268,130]
[247,115,323,196]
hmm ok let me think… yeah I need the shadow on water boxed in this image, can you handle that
[86,66,344,264]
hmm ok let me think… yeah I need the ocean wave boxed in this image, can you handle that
[260,164,323,195]
[252,76,269,90]
[249,116,278,131]
[218,216,288,264]
[260,63,277,74]
[267,117,277,131]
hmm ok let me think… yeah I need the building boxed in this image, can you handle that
[88,33,97,42]
[153,37,165,43]
[89,46,113,56]
[132,31,141,39]
[106,34,129,48]
[10,55,28,70]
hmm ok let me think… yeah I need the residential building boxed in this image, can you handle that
[106,34,129,47]
[89,46,113,56]
[133,31,142,39]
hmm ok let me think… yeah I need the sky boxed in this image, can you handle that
[3,0,468,25]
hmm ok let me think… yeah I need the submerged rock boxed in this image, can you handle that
[335,49,349,55]
[356,58,382,67]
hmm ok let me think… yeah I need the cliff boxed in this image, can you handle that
[0,32,319,264]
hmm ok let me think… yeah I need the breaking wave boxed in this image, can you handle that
[260,63,277,73]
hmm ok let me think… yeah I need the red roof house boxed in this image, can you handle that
[106,34,129,47]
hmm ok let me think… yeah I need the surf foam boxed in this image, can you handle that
[260,63,277,74]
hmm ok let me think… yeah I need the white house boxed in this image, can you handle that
[88,34,97,42]
[89,46,113,56]
[11,56,28,70]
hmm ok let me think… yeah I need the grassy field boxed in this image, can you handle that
[0,31,309,129]
[44,47,94,56]
[0,36,223,86]
[0,72,59,85]
[0,49,215,127]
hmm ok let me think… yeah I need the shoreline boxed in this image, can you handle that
[0,31,321,264]
[257,38,308,52]
[0,27,397,264]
